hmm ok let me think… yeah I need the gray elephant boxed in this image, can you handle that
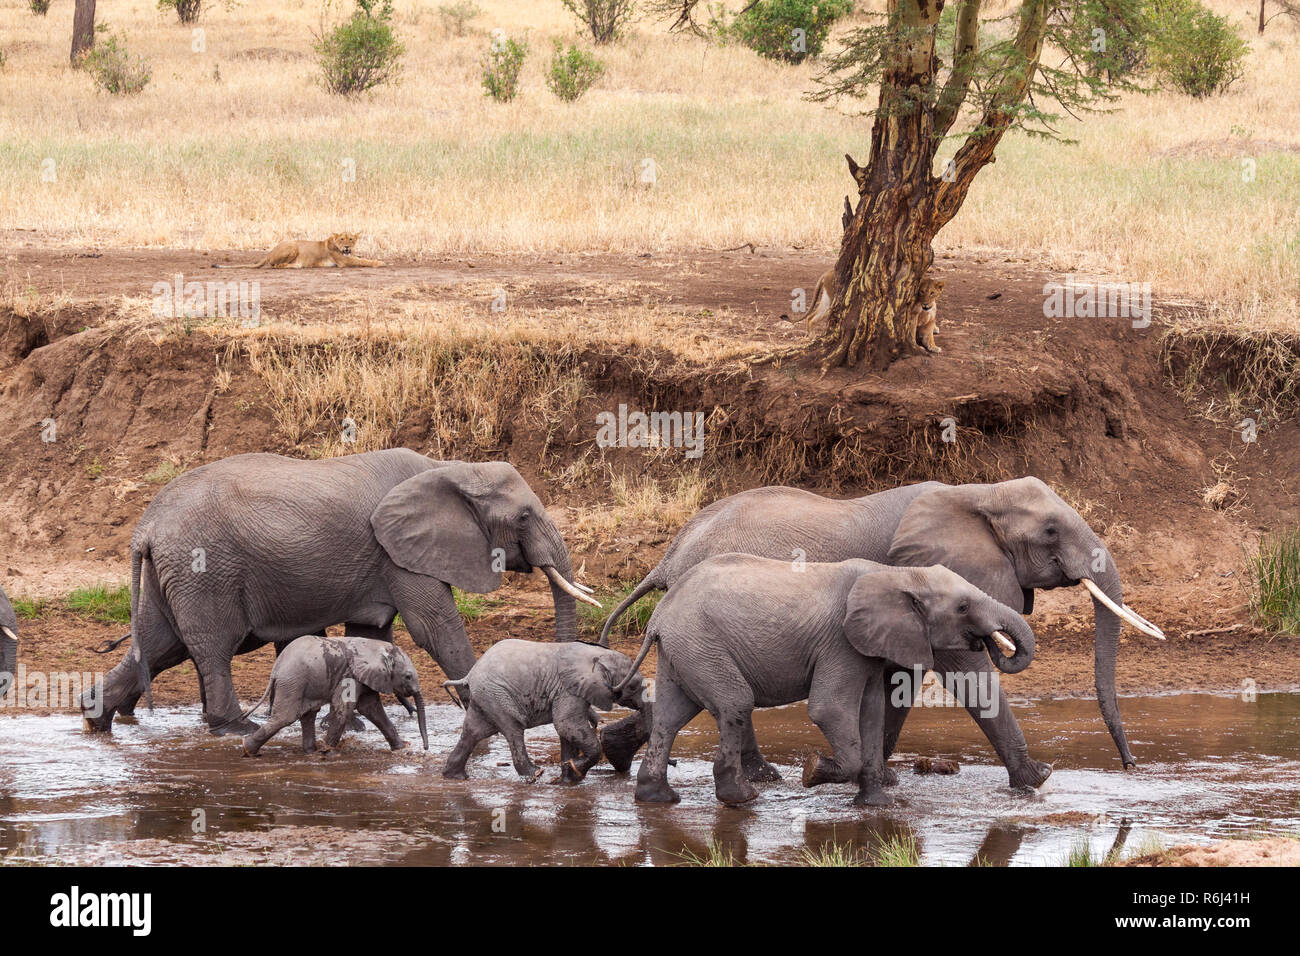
[0,584,17,699]
[81,450,600,734]
[442,639,644,783]
[241,636,428,756]
[599,477,1162,787]
[627,555,1036,807]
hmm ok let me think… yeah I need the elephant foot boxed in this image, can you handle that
[241,735,262,757]
[560,759,588,784]
[599,716,648,774]
[518,765,544,782]
[210,717,259,737]
[634,778,681,804]
[801,753,851,788]
[852,787,894,808]
[714,776,759,807]
[390,739,410,751]
[742,753,783,783]
[442,766,469,780]
[1008,759,1052,791]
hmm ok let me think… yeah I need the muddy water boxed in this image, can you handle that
[1,693,1298,866]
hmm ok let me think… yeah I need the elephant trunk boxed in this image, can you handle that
[413,692,429,751]
[1085,556,1135,768]
[986,607,1035,675]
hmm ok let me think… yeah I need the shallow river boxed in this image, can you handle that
[2,692,1297,866]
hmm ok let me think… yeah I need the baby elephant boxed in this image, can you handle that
[241,636,428,756]
[442,639,644,783]
[623,554,1035,808]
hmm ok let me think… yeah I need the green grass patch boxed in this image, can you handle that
[63,584,132,624]
[452,589,504,622]
[10,595,50,619]
[870,833,920,867]
[675,841,742,867]
[1248,529,1300,637]
[578,582,661,641]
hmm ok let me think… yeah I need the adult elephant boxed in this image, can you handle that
[0,584,17,699]
[598,477,1163,787]
[81,450,599,733]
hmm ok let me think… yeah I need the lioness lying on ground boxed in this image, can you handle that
[805,269,946,353]
[212,232,385,269]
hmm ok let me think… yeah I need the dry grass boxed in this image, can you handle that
[1,1,1296,334]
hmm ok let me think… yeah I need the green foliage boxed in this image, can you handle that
[561,0,637,44]
[870,833,920,867]
[481,35,528,102]
[1065,837,1102,867]
[578,583,660,640]
[64,584,133,624]
[1056,0,1151,80]
[11,595,49,620]
[1249,529,1300,637]
[29,0,52,15]
[731,0,852,64]
[1147,0,1248,98]
[452,588,504,622]
[314,0,406,96]
[437,0,481,36]
[83,33,153,95]
[676,840,742,866]
[545,42,606,102]
[158,0,203,24]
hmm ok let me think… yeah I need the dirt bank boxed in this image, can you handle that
[2,247,1298,709]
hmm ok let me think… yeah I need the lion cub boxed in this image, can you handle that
[213,233,385,269]
[805,269,946,353]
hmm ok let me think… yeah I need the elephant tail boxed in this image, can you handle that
[238,678,276,723]
[613,628,659,696]
[442,678,468,710]
[597,572,664,649]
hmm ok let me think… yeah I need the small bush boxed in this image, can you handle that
[65,584,133,624]
[562,0,636,45]
[83,34,152,95]
[158,0,202,24]
[29,0,52,15]
[731,0,852,64]
[437,0,480,36]
[1147,0,1248,97]
[1059,0,1150,80]
[545,42,605,102]
[314,0,406,96]
[1249,529,1300,636]
[481,35,528,102]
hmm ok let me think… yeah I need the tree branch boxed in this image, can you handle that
[934,0,982,137]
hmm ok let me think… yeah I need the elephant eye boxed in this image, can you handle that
[957,601,969,615]
[1045,525,1057,537]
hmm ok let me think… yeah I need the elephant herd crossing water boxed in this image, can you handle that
[59,449,1163,809]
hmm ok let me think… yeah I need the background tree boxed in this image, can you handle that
[72,0,96,62]
[808,0,1144,370]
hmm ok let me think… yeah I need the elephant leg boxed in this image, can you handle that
[443,706,496,779]
[243,707,300,756]
[385,573,476,688]
[555,698,602,783]
[933,650,1051,790]
[598,710,649,774]
[740,718,782,783]
[877,664,918,786]
[500,719,542,781]
[356,688,405,750]
[323,689,357,750]
[801,658,869,788]
[635,675,699,804]
[713,703,760,806]
[300,708,320,753]
[189,643,256,736]
[853,660,892,807]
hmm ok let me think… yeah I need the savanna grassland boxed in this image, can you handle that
[0,0,1297,331]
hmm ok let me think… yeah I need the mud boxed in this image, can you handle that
[2,692,1296,867]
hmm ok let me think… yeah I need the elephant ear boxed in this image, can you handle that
[844,571,933,672]
[349,640,397,694]
[888,486,1024,611]
[371,464,502,593]
[563,656,615,711]
[0,588,15,632]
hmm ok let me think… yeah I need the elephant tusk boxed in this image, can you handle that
[543,566,603,609]
[573,581,596,595]
[991,630,1017,655]
[1,626,16,642]
[1080,578,1165,640]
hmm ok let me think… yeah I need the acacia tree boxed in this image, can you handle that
[809,0,1142,370]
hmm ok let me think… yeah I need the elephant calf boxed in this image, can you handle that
[624,554,1036,808]
[442,639,644,783]
[241,636,428,756]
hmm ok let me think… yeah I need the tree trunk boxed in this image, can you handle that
[816,0,943,371]
[1259,0,1266,33]
[71,0,96,64]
